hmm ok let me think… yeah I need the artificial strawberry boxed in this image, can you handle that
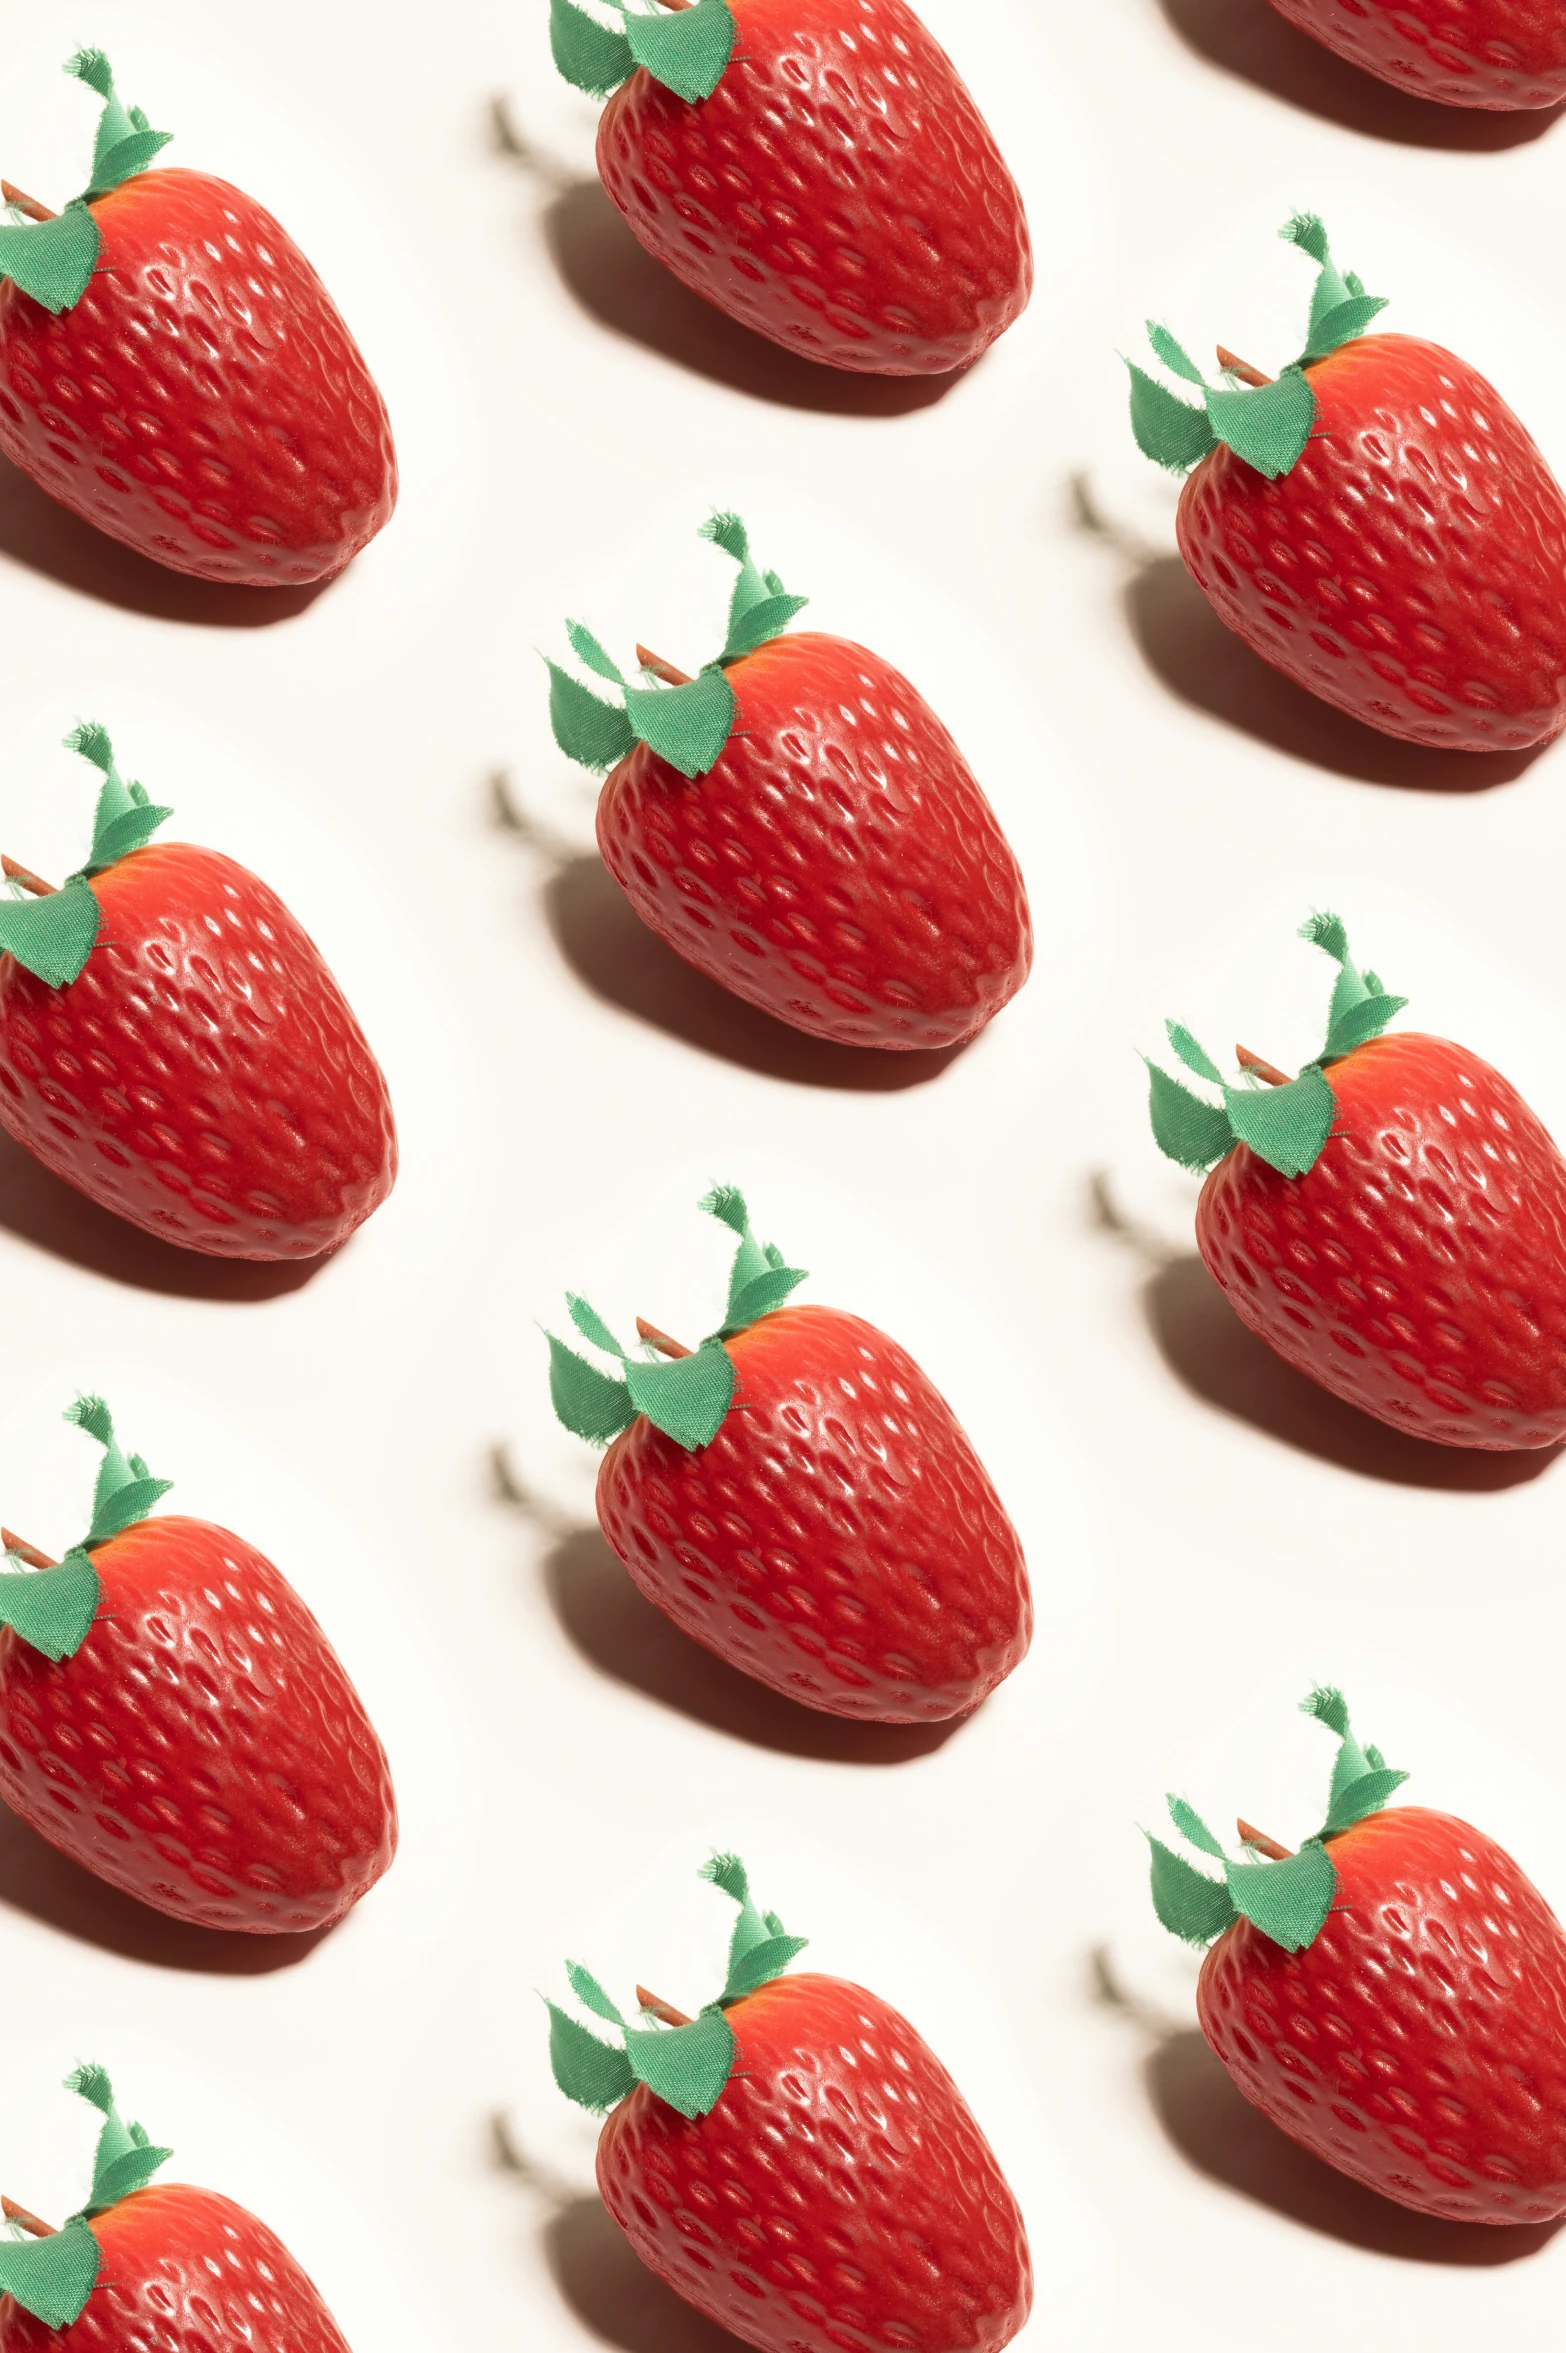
[1145,911,1566,1449]
[1148,1685,1566,2223]
[546,513,1032,1050]
[0,722,396,1260]
[548,1853,1033,2352]
[0,1394,396,1933]
[0,50,395,586]
[0,2063,354,2349]
[548,0,1031,375]
[1127,214,1566,752]
[1266,0,1566,109]
[546,1184,1031,1719]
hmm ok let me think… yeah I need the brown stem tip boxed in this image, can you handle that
[1,184,57,224]
[635,1318,692,1361]
[1235,1045,1290,1089]
[1,856,56,899]
[635,1987,693,2027]
[1,1530,57,1571]
[2,2198,55,2238]
[1216,346,1272,390]
[635,646,693,689]
[1236,1819,1293,1862]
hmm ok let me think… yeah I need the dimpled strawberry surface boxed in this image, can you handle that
[0,168,396,586]
[597,1972,1034,2353]
[1267,0,1566,108]
[0,1515,397,1931]
[1195,1031,1566,1448]
[1177,334,1566,751]
[595,0,1032,374]
[595,1302,1032,1720]
[0,841,397,1259]
[1198,1806,1566,2222]
[0,2185,353,2353]
[596,633,1033,1050]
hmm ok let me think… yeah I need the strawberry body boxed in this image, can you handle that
[595,0,1031,375]
[0,841,397,1260]
[597,1972,1032,2353]
[595,1302,1031,1720]
[1177,334,1566,751]
[1196,1031,1566,1449]
[1198,1806,1566,2221]
[0,2184,352,2353]
[0,1514,396,1932]
[1267,0,1566,107]
[0,168,396,585]
[596,633,1032,1050]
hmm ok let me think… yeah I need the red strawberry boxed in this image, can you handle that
[546,1185,1031,1720]
[549,0,1031,375]
[0,2064,353,2349]
[0,1394,395,1934]
[547,513,1032,1051]
[1145,911,1566,1449]
[1266,0,1566,109]
[0,50,395,586]
[548,1855,1033,2353]
[0,722,396,1261]
[1127,214,1566,751]
[1148,1686,1566,2223]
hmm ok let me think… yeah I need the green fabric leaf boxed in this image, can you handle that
[567,1293,628,1361]
[1145,1059,1235,1173]
[1167,1794,1225,1859]
[624,1341,735,1450]
[566,1961,626,2027]
[1303,293,1388,362]
[0,876,100,987]
[722,592,809,661]
[546,658,637,774]
[91,2144,174,2209]
[624,2007,735,2118]
[703,1182,768,1290]
[550,0,635,96]
[1322,993,1408,1063]
[1126,360,1217,474]
[723,1932,810,1998]
[1281,213,1386,365]
[1225,1841,1336,1953]
[66,2063,171,2218]
[0,2220,99,2329]
[624,0,736,103]
[67,50,172,200]
[1146,321,1207,387]
[1165,1021,1224,1085]
[65,722,172,875]
[1301,1684,1408,1838]
[566,621,626,688]
[547,1334,636,1447]
[0,1549,100,1661]
[722,1265,808,1333]
[87,1476,173,1544]
[89,804,172,871]
[1222,1065,1334,1178]
[546,1999,637,2114]
[0,204,100,314]
[702,1851,807,1999]
[1322,1766,1410,1835]
[1205,369,1316,480]
[624,669,735,778]
[66,1394,171,1546]
[701,511,809,661]
[1147,1834,1238,1947]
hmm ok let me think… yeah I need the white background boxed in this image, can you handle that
[0,0,1564,2345]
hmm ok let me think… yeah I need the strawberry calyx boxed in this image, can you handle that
[0,52,173,315]
[545,512,809,780]
[550,0,736,106]
[0,723,174,990]
[0,1395,172,1664]
[547,1853,809,2121]
[1126,214,1388,483]
[1146,1685,1408,1957]
[1144,910,1407,1179]
[0,2064,173,2327]
[547,1183,809,1451]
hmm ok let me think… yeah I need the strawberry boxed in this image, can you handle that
[548,0,1031,375]
[0,1394,396,1934]
[0,722,396,1261]
[1143,910,1566,1450]
[0,51,395,587]
[545,513,1032,1050]
[1127,214,1566,752]
[1147,1685,1566,2223]
[1266,0,1566,109]
[0,2064,353,2349]
[545,1184,1031,1720]
[547,1853,1033,2353]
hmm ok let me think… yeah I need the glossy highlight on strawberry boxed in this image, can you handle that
[1267,0,1566,109]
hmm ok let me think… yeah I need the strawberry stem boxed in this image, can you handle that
[635,1318,693,1360]
[1236,1818,1293,1860]
[635,1986,694,2025]
[1,2200,55,2239]
[635,646,694,687]
[1235,1045,1290,1087]
[2,857,56,898]
[1,1530,57,1570]
[1,183,56,224]
[1216,346,1272,388]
